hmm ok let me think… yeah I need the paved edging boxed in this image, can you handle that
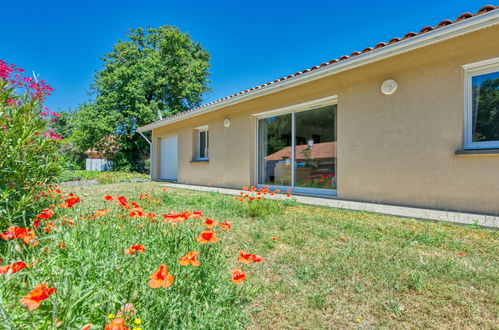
[164,183,499,228]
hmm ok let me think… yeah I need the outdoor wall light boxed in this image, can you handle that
[381,79,398,95]
[223,118,230,128]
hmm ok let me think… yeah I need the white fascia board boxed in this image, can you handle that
[137,10,499,133]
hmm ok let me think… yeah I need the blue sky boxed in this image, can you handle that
[1,0,493,112]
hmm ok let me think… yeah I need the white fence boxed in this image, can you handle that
[85,158,112,171]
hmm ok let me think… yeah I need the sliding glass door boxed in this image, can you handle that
[257,104,337,194]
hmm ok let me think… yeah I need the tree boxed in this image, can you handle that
[77,25,211,171]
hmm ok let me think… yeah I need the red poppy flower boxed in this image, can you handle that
[1,226,37,245]
[162,188,167,191]
[103,195,114,201]
[458,253,465,256]
[95,209,110,217]
[20,283,56,310]
[123,245,146,255]
[43,222,55,233]
[286,193,291,198]
[201,218,218,228]
[104,317,128,330]
[116,196,130,208]
[63,196,81,208]
[231,269,246,284]
[0,261,27,275]
[242,186,249,191]
[81,324,93,330]
[148,264,174,288]
[238,251,262,264]
[178,251,201,266]
[220,222,232,230]
[271,237,278,241]
[36,208,55,220]
[195,229,217,244]
[128,207,144,218]
[275,189,280,193]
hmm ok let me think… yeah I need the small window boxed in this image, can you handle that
[463,57,499,149]
[196,127,209,160]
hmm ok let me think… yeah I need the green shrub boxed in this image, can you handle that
[0,60,62,227]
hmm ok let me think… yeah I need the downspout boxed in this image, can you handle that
[137,131,153,180]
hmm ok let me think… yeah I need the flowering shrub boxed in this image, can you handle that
[0,60,62,226]
[0,186,261,328]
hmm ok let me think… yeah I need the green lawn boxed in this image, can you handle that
[1,182,497,329]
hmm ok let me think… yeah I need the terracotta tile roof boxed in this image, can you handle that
[139,5,498,131]
[264,142,337,161]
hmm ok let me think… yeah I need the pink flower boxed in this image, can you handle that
[52,112,60,117]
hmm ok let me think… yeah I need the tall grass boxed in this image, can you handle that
[0,186,280,329]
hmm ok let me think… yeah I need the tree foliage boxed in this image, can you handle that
[73,25,210,172]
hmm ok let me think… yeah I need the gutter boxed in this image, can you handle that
[137,9,499,133]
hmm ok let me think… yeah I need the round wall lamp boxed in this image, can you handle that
[223,118,230,128]
[381,79,398,95]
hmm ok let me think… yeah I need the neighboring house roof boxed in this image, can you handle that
[264,142,337,161]
[85,135,120,158]
[138,5,498,132]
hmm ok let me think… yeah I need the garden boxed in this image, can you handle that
[1,51,497,328]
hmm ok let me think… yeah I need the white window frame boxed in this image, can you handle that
[253,95,338,196]
[463,57,499,150]
[195,126,209,160]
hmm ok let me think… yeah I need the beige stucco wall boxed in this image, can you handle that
[151,25,499,215]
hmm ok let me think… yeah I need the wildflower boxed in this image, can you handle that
[231,269,246,284]
[36,208,55,220]
[20,283,56,310]
[1,226,37,245]
[105,317,127,330]
[129,207,144,218]
[201,218,218,228]
[145,212,156,220]
[95,209,110,217]
[134,319,142,325]
[458,253,465,256]
[116,196,130,208]
[275,189,280,193]
[108,314,115,319]
[286,193,291,198]
[271,237,277,241]
[81,325,93,330]
[132,328,142,330]
[220,222,232,230]
[195,229,217,244]
[123,245,146,255]
[43,222,55,233]
[238,251,262,264]
[0,261,27,275]
[242,186,249,191]
[179,251,201,266]
[104,195,114,201]
[162,188,167,191]
[62,196,81,208]
[148,264,174,289]
[354,318,362,323]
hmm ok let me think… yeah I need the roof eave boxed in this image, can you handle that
[137,9,499,133]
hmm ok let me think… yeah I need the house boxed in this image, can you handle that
[138,5,499,215]
[84,135,118,171]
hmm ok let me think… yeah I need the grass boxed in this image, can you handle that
[58,170,149,184]
[1,182,498,329]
